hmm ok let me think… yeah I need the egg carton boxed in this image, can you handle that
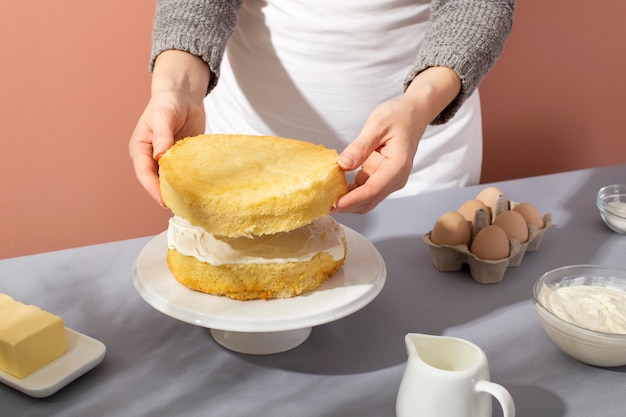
[423,198,553,284]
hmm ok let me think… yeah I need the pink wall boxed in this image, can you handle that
[480,0,626,182]
[1,1,169,258]
[2,1,626,258]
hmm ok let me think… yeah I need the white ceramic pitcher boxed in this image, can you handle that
[396,333,515,417]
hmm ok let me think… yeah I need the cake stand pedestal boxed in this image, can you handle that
[132,226,386,355]
[209,328,312,355]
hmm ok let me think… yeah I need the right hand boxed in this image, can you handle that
[128,50,210,206]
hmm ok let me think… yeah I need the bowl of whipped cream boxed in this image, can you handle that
[533,264,626,367]
[597,184,626,234]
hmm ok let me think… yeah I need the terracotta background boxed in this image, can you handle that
[2,1,626,259]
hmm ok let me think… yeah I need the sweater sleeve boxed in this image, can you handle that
[150,0,243,93]
[404,0,515,125]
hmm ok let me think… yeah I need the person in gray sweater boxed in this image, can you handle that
[130,0,514,214]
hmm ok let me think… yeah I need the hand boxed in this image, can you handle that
[333,66,461,214]
[333,97,424,214]
[128,51,210,206]
[129,90,206,206]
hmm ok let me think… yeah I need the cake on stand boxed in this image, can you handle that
[133,225,386,355]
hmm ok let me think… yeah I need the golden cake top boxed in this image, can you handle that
[158,134,347,237]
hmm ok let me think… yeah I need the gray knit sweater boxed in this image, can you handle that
[150,0,514,124]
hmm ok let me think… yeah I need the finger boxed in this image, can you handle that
[334,180,385,214]
[130,140,166,206]
[129,119,166,206]
[150,111,177,160]
[338,120,387,171]
[335,156,407,214]
[354,152,385,185]
[335,169,391,214]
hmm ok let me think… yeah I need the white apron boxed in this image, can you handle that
[204,0,482,197]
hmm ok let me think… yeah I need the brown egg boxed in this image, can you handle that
[513,203,544,228]
[458,199,491,223]
[475,187,504,208]
[492,210,529,242]
[470,225,510,260]
[430,211,472,246]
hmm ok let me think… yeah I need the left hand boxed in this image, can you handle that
[333,97,425,214]
[333,66,461,214]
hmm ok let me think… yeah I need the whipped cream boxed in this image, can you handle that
[604,201,626,232]
[167,215,346,266]
[541,285,626,334]
[607,201,626,216]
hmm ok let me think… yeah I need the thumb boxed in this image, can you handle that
[151,121,176,160]
[338,132,379,171]
[153,141,172,160]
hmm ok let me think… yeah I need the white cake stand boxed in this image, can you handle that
[132,225,386,355]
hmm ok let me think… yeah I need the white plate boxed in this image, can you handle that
[0,328,106,398]
[132,225,386,333]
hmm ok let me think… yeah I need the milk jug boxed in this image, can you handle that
[396,333,515,417]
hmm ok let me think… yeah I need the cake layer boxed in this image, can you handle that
[167,247,345,300]
[158,134,347,237]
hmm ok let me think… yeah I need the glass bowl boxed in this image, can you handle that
[532,264,626,367]
[597,184,626,234]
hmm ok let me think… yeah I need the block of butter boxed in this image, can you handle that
[0,293,68,379]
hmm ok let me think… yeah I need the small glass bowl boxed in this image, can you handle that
[533,265,626,367]
[597,184,626,234]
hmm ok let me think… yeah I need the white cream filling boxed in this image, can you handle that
[167,215,345,266]
[541,285,626,334]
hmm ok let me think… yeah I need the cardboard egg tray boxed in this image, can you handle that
[423,198,553,284]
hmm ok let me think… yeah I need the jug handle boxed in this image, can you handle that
[475,380,516,417]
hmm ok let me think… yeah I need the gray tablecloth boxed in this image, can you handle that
[2,164,626,417]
